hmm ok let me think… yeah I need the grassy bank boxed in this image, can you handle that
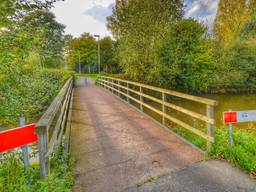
[0,145,74,192]
[76,73,102,80]
[171,125,256,178]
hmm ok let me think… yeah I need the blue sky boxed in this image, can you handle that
[51,0,219,37]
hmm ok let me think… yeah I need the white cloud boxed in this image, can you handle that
[185,0,219,29]
[51,0,220,37]
[84,3,114,23]
[51,0,115,37]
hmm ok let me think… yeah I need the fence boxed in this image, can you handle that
[36,77,73,177]
[97,76,218,150]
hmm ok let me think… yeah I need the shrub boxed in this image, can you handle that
[0,68,74,128]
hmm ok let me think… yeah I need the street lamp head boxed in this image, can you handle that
[94,34,100,38]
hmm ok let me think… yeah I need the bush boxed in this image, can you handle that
[210,128,256,177]
[0,145,74,192]
[0,68,74,128]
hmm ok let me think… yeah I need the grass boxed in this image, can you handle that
[0,144,74,192]
[210,128,256,177]
[169,125,256,178]
[76,73,103,80]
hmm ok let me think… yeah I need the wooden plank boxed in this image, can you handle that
[206,105,215,149]
[37,78,72,128]
[64,89,74,154]
[140,86,143,111]
[98,81,214,143]
[162,93,167,125]
[98,79,214,124]
[35,126,48,178]
[100,77,217,106]
[57,82,73,145]
[47,81,72,157]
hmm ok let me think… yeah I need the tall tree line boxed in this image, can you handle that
[106,0,256,93]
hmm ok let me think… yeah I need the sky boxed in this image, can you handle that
[51,0,219,38]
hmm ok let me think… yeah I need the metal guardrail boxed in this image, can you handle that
[36,78,73,177]
[97,76,218,150]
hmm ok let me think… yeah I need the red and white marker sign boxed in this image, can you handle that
[224,110,256,124]
[0,124,38,153]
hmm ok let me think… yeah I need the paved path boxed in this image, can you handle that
[126,160,256,192]
[70,78,203,192]
[70,78,256,192]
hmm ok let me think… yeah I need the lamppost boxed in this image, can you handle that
[94,34,101,74]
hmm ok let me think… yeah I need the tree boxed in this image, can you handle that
[0,0,60,26]
[159,19,215,92]
[66,33,98,72]
[19,10,66,68]
[107,0,184,83]
[99,37,118,73]
[213,0,256,46]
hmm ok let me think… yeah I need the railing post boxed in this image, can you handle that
[206,105,214,150]
[140,86,143,111]
[112,79,114,94]
[127,82,130,103]
[118,80,121,97]
[162,92,167,125]
[36,126,48,178]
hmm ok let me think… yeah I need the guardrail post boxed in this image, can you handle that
[162,92,167,125]
[140,86,143,111]
[206,105,214,150]
[127,83,130,103]
[36,126,48,178]
[112,79,114,94]
[118,80,121,97]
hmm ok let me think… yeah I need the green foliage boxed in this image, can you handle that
[0,0,60,27]
[66,33,97,72]
[107,1,256,94]
[66,33,117,74]
[99,37,119,73]
[211,15,256,92]
[0,152,27,191]
[168,125,256,176]
[159,19,215,92]
[0,69,73,128]
[19,10,66,69]
[0,145,74,192]
[107,0,184,83]
[210,128,256,177]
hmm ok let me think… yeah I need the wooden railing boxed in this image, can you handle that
[36,78,73,177]
[97,76,218,151]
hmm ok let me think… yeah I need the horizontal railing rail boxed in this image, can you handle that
[36,77,73,177]
[97,76,217,151]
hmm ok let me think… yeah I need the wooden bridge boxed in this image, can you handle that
[36,77,256,192]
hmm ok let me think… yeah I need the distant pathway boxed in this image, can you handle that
[70,78,256,192]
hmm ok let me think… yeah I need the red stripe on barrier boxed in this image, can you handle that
[0,124,38,153]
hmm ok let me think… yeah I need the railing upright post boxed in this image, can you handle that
[162,92,167,125]
[127,82,130,103]
[206,105,214,150]
[36,126,48,178]
[118,80,121,97]
[112,79,114,94]
[140,86,143,111]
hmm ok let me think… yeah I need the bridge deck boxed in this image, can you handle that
[70,78,203,192]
